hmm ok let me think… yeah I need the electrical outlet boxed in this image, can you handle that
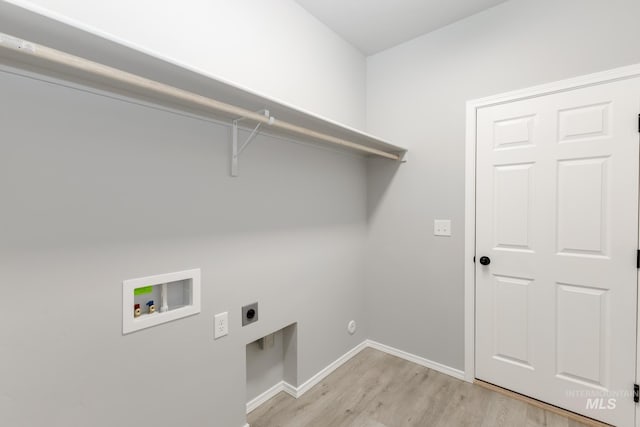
[347,320,357,335]
[242,302,259,326]
[214,312,228,339]
[434,219,451,236]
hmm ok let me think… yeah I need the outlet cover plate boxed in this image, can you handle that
[214,312,228,339]
[242,302,259,326]
[434,219,451,237]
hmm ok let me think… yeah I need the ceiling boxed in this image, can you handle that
[295,0,508,55]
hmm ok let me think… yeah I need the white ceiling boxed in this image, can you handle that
[295,0,508,55]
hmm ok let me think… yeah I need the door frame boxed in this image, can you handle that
[464,64,640,416]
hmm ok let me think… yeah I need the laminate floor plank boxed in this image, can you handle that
[297,350,398,427]
[247,348,590,427]
[480,393,528,427]
[525,406,573,427]
[430,380,493,427]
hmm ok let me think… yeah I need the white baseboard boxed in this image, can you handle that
[366,340,465,380]
[246,339,464,415]
[246,340,368,413]
[295,340,369,397]
[246,381,287,414]
[246,378,299,414]
[281,381,297,398]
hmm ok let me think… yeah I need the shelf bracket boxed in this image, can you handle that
[231,110,273,177]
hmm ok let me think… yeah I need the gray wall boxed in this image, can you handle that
[246,331,284,402]
[6,1,640,426]
[365,0,640,371]
[0,69,368,427]
[10,0,367,129]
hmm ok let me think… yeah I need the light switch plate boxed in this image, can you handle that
[214,312,228,339]
[434,219,451,236]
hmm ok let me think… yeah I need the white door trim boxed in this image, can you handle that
[464,63,640,391]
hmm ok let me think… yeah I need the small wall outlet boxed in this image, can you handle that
[434,219,452,236]
[347,320,357,335]
[214,312,228,339]
[242,302,259,326]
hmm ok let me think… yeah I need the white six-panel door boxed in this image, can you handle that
[475,77,640,426]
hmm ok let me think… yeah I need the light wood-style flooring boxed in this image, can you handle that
[248,347,590,427]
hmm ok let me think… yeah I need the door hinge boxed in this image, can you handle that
[637,250,640,269]
[638,114,640,133]
[473,256,476,263]
[634,384,639,403]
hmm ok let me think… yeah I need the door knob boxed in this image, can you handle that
[479,256,491,266]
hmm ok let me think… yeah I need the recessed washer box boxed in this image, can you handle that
[122,268,201,334]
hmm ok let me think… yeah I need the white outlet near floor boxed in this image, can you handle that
[347,320,357,335]
[434,219,452,236]
[214,312,228,339]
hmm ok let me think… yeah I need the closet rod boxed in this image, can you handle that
[0,32,401,161]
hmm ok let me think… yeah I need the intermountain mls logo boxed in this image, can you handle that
[585,398,616,410]
[566,389,632,410]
